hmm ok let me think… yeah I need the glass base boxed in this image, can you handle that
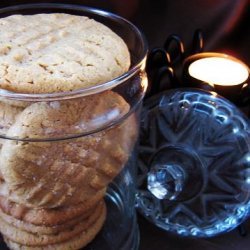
[86,184,140,250]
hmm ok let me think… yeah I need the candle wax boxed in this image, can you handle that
[188,57,249,86]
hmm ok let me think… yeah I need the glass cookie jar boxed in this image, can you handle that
[0,4,147,250]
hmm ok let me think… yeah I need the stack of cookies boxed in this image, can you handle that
[0,190,107,249]
[0,13,137,249]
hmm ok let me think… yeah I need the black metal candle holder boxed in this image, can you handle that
[145,29,204,98]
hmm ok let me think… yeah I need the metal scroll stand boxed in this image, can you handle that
[145,29,204,98]
[144,29,248,237]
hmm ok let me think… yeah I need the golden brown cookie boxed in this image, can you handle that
[3,200,106,249]
[0,200,105,246]
[0,13,130,94]
[1,91,130,139]
[0,101,23,179]
[0,187,105,226]
[0,101,23,148]
[0,200,100,235]
[0,96,30,108]
[0,91,138,208]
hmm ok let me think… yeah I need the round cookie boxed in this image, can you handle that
[0,101,24,180]
[0,91,138,208]
[0,97,30,108]
[0,200,105,246]
[0,101,23,134]
[0,201,100,235]
[0,187,106,226]
[3,201,106,249]
[0,13,130,94]
[0,101,24,150]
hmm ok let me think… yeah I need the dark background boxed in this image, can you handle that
[0,1,250,249]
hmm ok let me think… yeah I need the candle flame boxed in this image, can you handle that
[188,57,249,86]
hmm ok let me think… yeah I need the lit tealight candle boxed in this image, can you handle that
[188,56,249,86]
[184,53,249,101]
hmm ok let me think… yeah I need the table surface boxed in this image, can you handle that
[138,213,250,250]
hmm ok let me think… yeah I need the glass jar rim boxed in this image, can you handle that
[0,3,148,101]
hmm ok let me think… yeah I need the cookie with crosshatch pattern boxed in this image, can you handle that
[2,201,106,249]
[0,13,130,94]
[0,187,105,226]
[0,91,138,208]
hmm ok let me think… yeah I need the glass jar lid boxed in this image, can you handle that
[136,89,250,237]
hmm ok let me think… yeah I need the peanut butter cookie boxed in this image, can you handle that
[0,91,137,207]
[0,14,130,93]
